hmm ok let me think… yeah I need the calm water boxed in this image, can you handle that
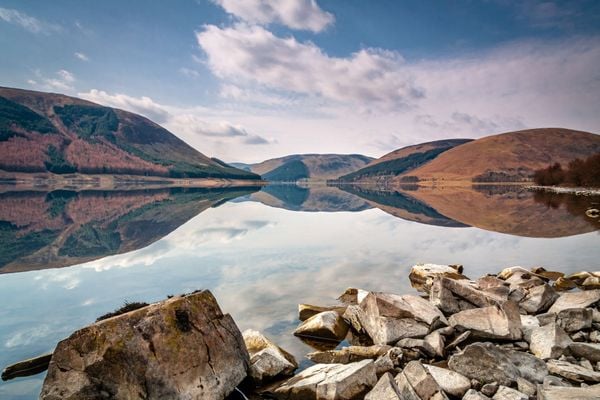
[0,184,598,399]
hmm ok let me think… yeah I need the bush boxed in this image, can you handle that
[533,163,565,186]
[534,153,600,187]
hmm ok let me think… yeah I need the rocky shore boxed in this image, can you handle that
[527,185,600,197]
[6,265,600,399]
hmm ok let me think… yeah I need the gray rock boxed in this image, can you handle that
[399,361,448,400]
[462,389,491,399]
[448,301,522,340]
[409,263,468,293]
[365,372,401,400]
[528,322,572,360]
[374,348,403,376]
[480,382,498,397]
[294,311,349,342]
[367,292,448,326]
[568,343,600,363]
[548,290,600,314]
[445,331,471,351]
[396,338,436,358]
[342,305,368,335]
[425,364,471,397]
[299,304,347,322]
[590,330,600,343]
[537,384,600,400]
[40,290,249,400]
[516,377,536,397]
[306,345,391,364]
[571,331,589,342]
[518,283,559,314]
[244,329,297,383]
[394,370,422,400]
[492,385,527,400]
[431,276,463,314]
[557,308,593,332]
[448,343,520,386]
[437,277,504,308]
[546,360,600,383]
[425,330,446,358]
[273,360,377,400]
[338,288,369,305]
[543,375,572,388]
[506,350,548,383]
[536,312,557,327]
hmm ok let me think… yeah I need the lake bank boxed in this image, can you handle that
[527,185,600,196]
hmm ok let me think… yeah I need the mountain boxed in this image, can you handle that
[0,87,259,180]
[403,128,600,183]
[336,139,472,182]
[242,154,374,182]
[0,186,259,273]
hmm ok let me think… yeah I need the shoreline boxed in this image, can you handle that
[526,185,600,196]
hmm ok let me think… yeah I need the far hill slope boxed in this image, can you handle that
[0,87,259,180]
[404,128,600,183]
[244,154,374,182]
[336,139,472,182]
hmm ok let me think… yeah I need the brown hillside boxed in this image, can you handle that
[369,139,472,167]
[404,128,600,183]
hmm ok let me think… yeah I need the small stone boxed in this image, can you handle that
[571,331,588,342]
[364,372,401,400]
[536,312,557,326]
[543,375,572,388]
[396,338,436,358]
[374,348,403,376]
[568,343,600,363]
[580,360,594,371]
[463,389,491,399]
[554,277,577,291]
[590,330,600,343]
[556,308,593,332]
[244,329,297,383]
[445,331,471,351]
[516,377,537,396]
[448,301,522,340]
[294,311,349,342]
[546,359,600,383]
[528,322,572,360]
[338,288,369,305]
[492,385,528,400]
[424,365,471,397]
[424,330,445,358]
[481,382,499,397]
[548,289,600,314]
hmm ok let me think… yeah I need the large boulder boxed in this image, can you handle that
[40,290,249,400]
[243,329,297,383]
[448,301,522,340]
[272,360,377,400]
[548,290,600,314]
[448,343,521,386]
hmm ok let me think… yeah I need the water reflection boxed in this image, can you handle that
[0,183,598,399]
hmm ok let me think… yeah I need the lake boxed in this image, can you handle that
[0,184,598,399]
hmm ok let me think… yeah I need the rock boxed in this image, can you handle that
[537,384,600,399]
[528,322,572,360]
[506,350,548,383]
[399,361,448,400]
[571,331,589,342]
[430,276,463,314]
[294,311,349,342]
[436,277,505,308]
[516,377,536,397]
[243,329,297,383]
[554,277,577,291]
[548,289,600,314]
[1,353,52,381]
[338,288,369,305]
[394,370,422,400]
[492,385,527,400]
[520,315,540,339]
[531,267,564,282]
[299,304,347,321]
[40,290,249,400]
[546,360,600,383]
[396,338,436,357]
[306,345,391,364]
[480,382,498,397]
[342,305,368,335]
[462,389,491,399]
[590,330,600,343]
[364,372,401,400]
[367,292,448,326]
[358,293,430,345]
[273,359,377,400]
[424,365,471,397]
[374,348,403,376]
[580,359,594,370]
[556,308,593,332]
[409,263,468,292]
[448,343,520,386]
[448,301,522,340]
[498,266,547,281]
[425,330,445,358]
[518,283,559,314]
[445,331,471,351]
[568,343,600,363]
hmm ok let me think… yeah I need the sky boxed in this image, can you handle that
[1,0,599,163]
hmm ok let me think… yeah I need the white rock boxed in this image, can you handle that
[448,301,522,340]
[528,323,572,360]
[492,385,527,400]
[548,290,600,314]
[425,364,471,397]
[546,360,600,383]
[294,311,349,342]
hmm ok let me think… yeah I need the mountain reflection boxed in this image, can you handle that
[0,187,260,274]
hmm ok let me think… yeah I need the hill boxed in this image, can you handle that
[404,128,600,183]
[336,139,472,182]
[243,154,374,182]
[0,87,259,180]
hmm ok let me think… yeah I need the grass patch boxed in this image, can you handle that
[96,301,149,322]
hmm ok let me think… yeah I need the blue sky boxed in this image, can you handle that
[1,0,599,162]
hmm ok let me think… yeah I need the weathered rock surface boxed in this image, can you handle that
[556,308,593,332]
[568,342,600,363]
[528,322,572,360]
[40,290,249,400]
[299,304,347,322]
[397,361,448,400]
[294,311,349,342]
[338,288,369,305]
[546,359,600,383]
[492,385,528,400]
[448,343,521,386]
[424,364,471,397]
[409,263,468,292]
[518,283,559,314]
[506,350,548,383]
[273,360,377,400]
[463,389,491,399]
[306,345,391,364]
[537,384,600,399]
[364,372,401,400]
[448,301,522,340]
[243,329,297,383]
[548,290,600,314]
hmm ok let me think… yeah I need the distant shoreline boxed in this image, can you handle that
[526,185,600,196]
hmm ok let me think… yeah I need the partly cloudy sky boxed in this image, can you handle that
[1,0,599,162]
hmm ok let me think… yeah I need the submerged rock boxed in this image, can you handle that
[40,290,249,400]
[273,359,376,400]
[243,329,297,383]
[294,311,349,342]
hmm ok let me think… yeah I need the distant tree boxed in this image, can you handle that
[534,153,600,187]
[533,163,565,186]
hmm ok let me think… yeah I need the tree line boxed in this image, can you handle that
[533,153,600,187]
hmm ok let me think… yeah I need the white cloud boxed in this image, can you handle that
[179,67,200,78]
[197,24,423,111]
[80,89,171,123]
[213,0,334,32]
[0,7,60,34]
[29,69,76,92]
[75,52,89,61]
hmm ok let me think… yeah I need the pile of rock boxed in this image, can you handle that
[251,264,600,399]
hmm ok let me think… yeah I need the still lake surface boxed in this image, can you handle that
[0,183,598,399]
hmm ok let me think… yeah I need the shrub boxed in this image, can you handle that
[534,153,600,187]
[533,163,565,186]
